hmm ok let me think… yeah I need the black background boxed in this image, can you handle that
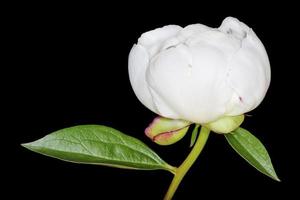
[7,2,298,199]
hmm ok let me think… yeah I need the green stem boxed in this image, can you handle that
[164,126,210,200]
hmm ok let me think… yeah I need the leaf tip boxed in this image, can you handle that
[271,174,281,182]
[21,143,29,148]
[275,177,281,182]
[21,142,35,150]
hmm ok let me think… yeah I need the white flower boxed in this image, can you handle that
[128,17,270,124]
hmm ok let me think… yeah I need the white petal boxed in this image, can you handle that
[224,21,271,115]
[178,24,211,40]
[219,17,249,40]
[181,29,241,58]
[147,86,180,119]
[160,37,181,51]
[146,42,233,123]
[128,44,157,113]
[138,25,182,58]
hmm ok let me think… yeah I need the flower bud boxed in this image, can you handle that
[145,116,191,145]
[129,17,270,124]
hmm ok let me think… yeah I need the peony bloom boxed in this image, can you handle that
[129,17,270,124]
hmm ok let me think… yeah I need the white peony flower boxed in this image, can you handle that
[128,17,270,124]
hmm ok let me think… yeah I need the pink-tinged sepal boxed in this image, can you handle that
[145,116,191,145]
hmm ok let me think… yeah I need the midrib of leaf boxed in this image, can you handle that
[36,137,164,166]
[28,146,166,169]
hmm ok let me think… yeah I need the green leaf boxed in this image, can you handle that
[22,125,176,173]
[225,127,280,181]
[190,124,200,147]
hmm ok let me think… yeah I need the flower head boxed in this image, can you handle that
[129,17,270,124]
